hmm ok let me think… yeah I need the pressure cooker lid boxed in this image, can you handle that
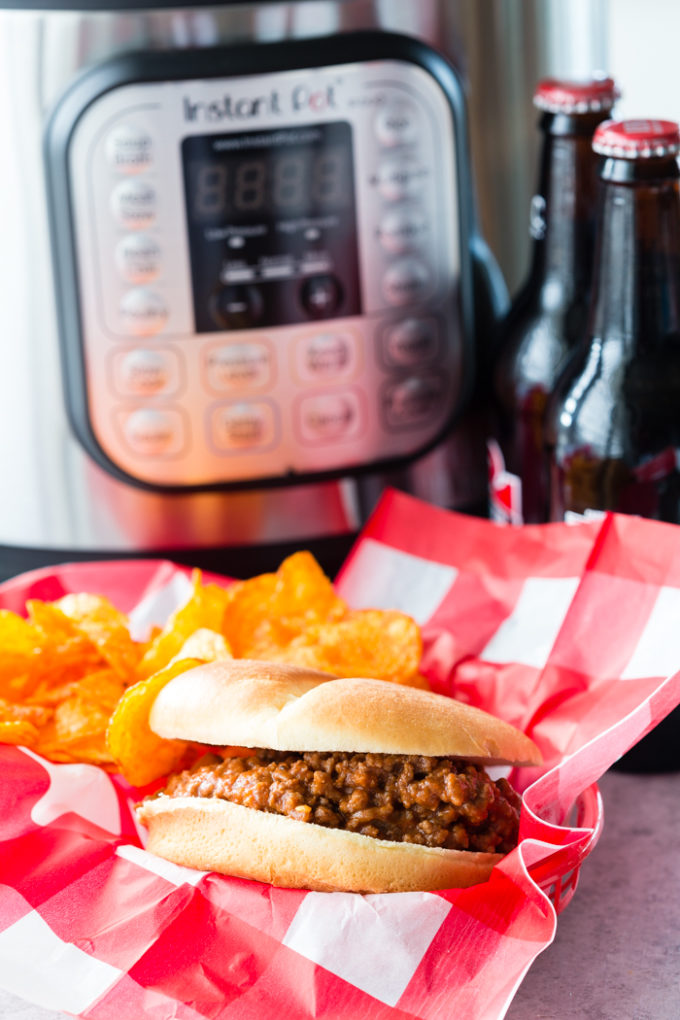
[0,1,316,9]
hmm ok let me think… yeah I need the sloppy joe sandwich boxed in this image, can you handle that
[136,659,542,893]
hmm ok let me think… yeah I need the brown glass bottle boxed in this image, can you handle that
[548,120,680,524]
[547,119,680,772]
[489,77,618,525]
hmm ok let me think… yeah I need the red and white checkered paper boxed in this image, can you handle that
[2,488,680,1020]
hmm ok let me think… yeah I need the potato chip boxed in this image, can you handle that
[219,572,277,657]
[56,592,110,617]
[275,551,346,621]
[32,738,118,767]
[26,600,105,682]
[169,628,232,665]
[0,696,52,728]
[27,600,82,644]
[0,610,44,699]
[56,593,141,682]
[53,697,111,743]
[26,668,126,710]
[223,552,346,658]
[0,720,40,746]
[137,571,232,679]
[408,673,433,691]
[0,608,41,654]
[106,658,205,786]
[0,549,428,774]
[267,608,424,686]
[0,695,49,748]
[0,598,134,766]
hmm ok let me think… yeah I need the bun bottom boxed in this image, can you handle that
[137,795,502,893]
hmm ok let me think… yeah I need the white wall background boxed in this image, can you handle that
[607,0,680,121]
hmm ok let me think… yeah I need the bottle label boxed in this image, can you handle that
[632,446,680,483]
[557,446,680,520]
[564,509,607,525]
[529,194,547,241]
[487,439,523,525]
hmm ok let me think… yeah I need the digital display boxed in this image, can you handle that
[182,122,361,331]
[186,143,352,222]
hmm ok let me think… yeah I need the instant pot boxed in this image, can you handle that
[0,0,607,579]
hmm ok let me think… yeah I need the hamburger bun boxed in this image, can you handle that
[137,794,502,892]
[137,660,542,892]
[147,659,541,765]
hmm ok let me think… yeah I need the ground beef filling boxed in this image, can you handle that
[161,750,522,854]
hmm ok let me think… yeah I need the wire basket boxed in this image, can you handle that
[527,782,604,914]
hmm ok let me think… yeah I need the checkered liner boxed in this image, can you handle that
[2,488,680,1020]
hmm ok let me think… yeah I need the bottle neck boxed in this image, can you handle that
[530,112,605,292]
[590,157,680,350]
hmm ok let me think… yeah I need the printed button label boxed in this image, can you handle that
[210,401,277,451]
[119,289,167,337]
[376,157,428,202]
[205,342,273,391]
[121,408,184,457]
[294,331,358,382]
[105,124,153,174]
[111,179,157,230]
[297,390,363,443]
[115,234,161,284]
[383,258,430,307]
[382,319,438,367]
[383,375,441,428]
[375,102,419,147]
[113,348,179,397]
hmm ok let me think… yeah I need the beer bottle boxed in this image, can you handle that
[546,119,680,772]
[489,77,619,525]
[548,119,680,523]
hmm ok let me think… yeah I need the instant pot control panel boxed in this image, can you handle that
[46,34,473,491]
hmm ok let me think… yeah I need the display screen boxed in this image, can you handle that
[182,122,361,331]
[186,137,352,222]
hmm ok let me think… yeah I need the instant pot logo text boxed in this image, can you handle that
[183,83,338,122]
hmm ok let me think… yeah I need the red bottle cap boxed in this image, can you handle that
[592,119,680,158]
[533,76,619,114]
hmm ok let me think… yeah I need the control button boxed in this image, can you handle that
[376,157,428,201]
[210,285,264,329]
[115,234,161,284]
[121,408,184,457]
[378,208,427,254]
[375,102,419,147]
[297,390,363,443]
[205,341,273,392]
[260,259,294,281]
[210,400,277,451]
[383,258,431,307]
[382,375,443,429]
[382,319,439,368]
[300,274,343,318]
[112,348,180,397]
[105,124,153,174]
[119,288,168,337]
[294,331,358,382]
[111,179,157,230]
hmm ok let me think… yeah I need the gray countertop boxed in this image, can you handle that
[1,769,678,1019]
[507,768,680,1020]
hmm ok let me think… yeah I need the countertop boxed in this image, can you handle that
[1,769,678,1019]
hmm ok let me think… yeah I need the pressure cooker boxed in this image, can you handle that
[1,0,599,579]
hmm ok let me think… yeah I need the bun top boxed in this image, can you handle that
[149,659,541,767]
